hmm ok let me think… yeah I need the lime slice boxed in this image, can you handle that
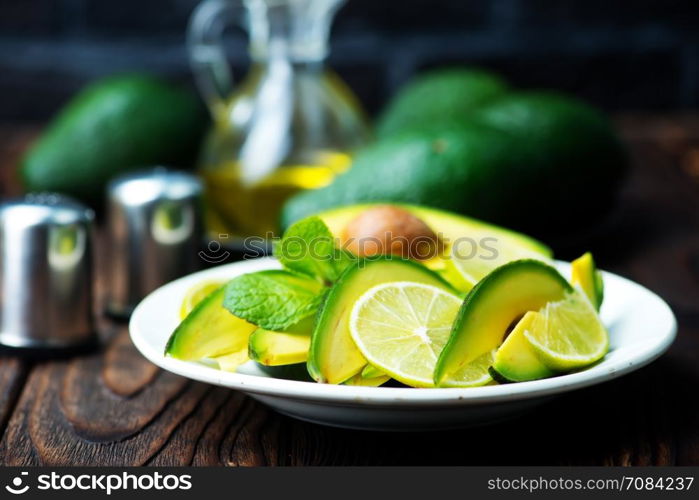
[180,280,224,319]
[524,291,609,371]
[349,282,461,387]
[444,240,550,291]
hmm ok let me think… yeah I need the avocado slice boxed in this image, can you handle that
[342,363,390,386]
[165,286,257,361]
[212,350,249,372]
[248,317,313,366]
[316,203,550,257]
[435,259,571,387]
[307,257,457,384]
[343,372,391,387]
[314,203,551,290]
[256,363,314,382]
[361,364,385,379]
[571,252,604,310]
[490,311,555,383]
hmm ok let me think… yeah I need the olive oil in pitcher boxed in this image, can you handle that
[188,0,370,242]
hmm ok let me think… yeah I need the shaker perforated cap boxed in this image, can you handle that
[0,193,96,349]
[106,168,203,317]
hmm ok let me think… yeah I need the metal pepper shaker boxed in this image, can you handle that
[106,168,203,317]
[0,193,96,349]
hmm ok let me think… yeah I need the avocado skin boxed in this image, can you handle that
[376,68,509,138]
[282,92,628,234]
[20,74,207,207]
[282,123,513,229]
[488,366,514,384]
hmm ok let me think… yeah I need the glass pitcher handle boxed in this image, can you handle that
[187,0,241,117]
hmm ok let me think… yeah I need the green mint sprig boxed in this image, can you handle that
[275,216,356,285]
[223,270,324,331]
[224,217,354,330]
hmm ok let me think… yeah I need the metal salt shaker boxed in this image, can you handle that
[0,193,96,350]
[106,168,203,317]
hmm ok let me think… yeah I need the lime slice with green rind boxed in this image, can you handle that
[349,281,461,388]
[524,290,609,371]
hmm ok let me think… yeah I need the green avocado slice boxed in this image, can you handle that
[165,286,256,361]
[361,364,386,379]
[248,317,313,366]
[490,311,556,383]
[571,252,604,311]
[435,259,571,387]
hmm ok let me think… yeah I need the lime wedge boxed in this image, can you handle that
[349,282,461,387]
[443,240,550,291]
[524,291,609,371]
[180,280,224,319]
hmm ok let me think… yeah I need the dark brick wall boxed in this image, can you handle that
[0,0,697,121]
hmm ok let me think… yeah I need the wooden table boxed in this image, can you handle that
[0,115,698,466]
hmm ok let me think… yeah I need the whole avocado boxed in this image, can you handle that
[376,68,509,138]
[469,91,628,230]
[281,123,519,228]
[20,74,207,207]
[281,92,627,234]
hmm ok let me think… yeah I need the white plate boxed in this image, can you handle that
[130,257,676,431]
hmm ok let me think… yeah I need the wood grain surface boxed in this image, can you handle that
[0,115,698,466]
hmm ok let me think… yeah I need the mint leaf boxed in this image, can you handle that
[276,216,356,284]
[223,270,324,331]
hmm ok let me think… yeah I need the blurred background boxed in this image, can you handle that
[1,0,698,122]
[0,0,698,467]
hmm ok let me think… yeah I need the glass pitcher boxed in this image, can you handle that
[188,0,371,242]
